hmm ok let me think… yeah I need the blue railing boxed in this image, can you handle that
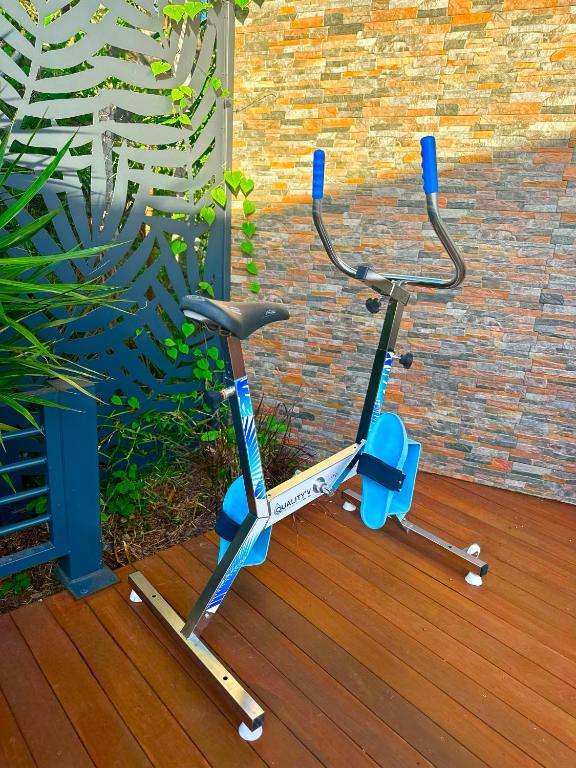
[0,384,117,598]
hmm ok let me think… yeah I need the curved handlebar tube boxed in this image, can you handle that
[312,138,466,291]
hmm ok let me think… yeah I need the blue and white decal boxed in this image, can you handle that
[370,351,394,430]
[235,376,267,501]
[206,517,267,613]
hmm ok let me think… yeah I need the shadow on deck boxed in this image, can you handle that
[0,473,575,768]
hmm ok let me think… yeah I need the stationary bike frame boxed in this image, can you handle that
[129,136,488,740]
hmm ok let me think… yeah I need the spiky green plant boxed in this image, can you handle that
[0,125,119,428]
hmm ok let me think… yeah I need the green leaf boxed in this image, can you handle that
[171,239,187,255]
[242,221,256,238]
[163,4,186,21]
[216,359,225,370]
[200,430,220,442]
[207,346,219,360]
[177,342,189,354]
[245,261,258,275]
[151,60,172,76]
[127,396,140,409]
[240,177,255,197]
[135,328,143,336]
[181,322,195,337]
[240,239,254,256]
[223,170,243,195]
[167,347,178,360]
[171,87,184,101]
[235,0,250,9]
[211,76,222,92]
[193,348,203,356]
[184,2,211,20]
[110,395,123,406]
[164,338,176,347]
[196,357,209,370]
[180,85,193,96]
[211,186,227,208]
[221,88,231,98]
[178,113,191,125]
[243,200,256,216]
[200,206,216,226]
[198,281,215,298]
[248,282,261,294]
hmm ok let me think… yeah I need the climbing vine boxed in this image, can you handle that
[151,1,261,297]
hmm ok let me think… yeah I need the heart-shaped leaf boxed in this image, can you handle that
[163,4,186,21]
[164,338,176,347]
[240,239,254,256]
[151,60,171,76]
[224,170,243,195]
[221,88,231,98]
[200,206,216,226]
[181,322,195,337]
[167,347,178,360]
[207,346,219,360]
[198,281,215,298]
[180,85,192,96]
[171,87,184,101]
[178,113,191,125]
[248,282,261,294]
[211,76,222,92]
[184,2,211,20]
[243,199,256,216]
[171,239,187,255]
[240,177,254,197]
[242,221,256,238]
[211,186,227,208]
[235,0,250,9]
[245,261,258,275]
[127,396,140,410]
[110,394,123,406]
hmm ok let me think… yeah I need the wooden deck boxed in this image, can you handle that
[0,473,575,768]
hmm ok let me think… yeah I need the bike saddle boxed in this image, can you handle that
[180,296,290,339]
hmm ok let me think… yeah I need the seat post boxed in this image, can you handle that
[224,336,269,518]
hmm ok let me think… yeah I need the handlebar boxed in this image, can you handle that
[311,136,466,290]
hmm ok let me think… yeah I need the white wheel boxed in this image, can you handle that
[130,590,142,603]
[465,572,483,587]
[239,722,263,741]
[467,543,481,558]
[343,501,356,512]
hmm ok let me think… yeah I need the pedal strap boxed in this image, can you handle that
[357,453,406,492]
[215,508,240,542]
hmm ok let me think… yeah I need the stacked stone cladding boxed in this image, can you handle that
[231,0,576,502]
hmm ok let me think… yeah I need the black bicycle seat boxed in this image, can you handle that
[180,296,290,339]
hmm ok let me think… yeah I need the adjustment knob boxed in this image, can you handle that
[399,352,414,369]
[366,297,381,314]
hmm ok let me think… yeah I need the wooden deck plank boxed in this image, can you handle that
[86,586,266,768]
[162,541,434,768]
[0,689,35,768]
[251,533,561,768]
[112,574,318,768]
[47,592,211,768]
[271,517,576,759]
[186,536,487,768]
[300,508,576,738]
[415,477,576,568]
[134,552,378,768]
[12,602,153,768]
[323,497,576,687]
[1,475,575,768]
[0,614,94,768]
[304,503,576,718]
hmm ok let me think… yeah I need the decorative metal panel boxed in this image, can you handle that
[0,0,234,403]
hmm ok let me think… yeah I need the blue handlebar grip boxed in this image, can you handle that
[312,149,325,200]
[420,135,439,194]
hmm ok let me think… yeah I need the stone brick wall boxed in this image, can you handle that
[231,0,576,503]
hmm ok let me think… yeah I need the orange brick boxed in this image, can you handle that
[448,0,472,13]
[452,12,493,25]
[371,8,418,22]
[291,16,324,29]
[550,47,576,61]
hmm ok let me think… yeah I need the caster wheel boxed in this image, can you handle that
[130,590,142,603]
[343,501,356,512]
[239,722,263,741]
[465,571,483,587]
[467,543,481,558]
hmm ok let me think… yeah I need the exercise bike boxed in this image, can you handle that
[128,136,488,742]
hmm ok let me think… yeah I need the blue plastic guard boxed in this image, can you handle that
[312,149,325,199]
[420,135,439,194]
